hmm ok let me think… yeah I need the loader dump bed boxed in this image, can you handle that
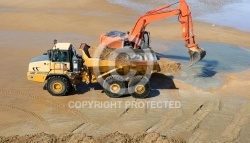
[79,43,160,74]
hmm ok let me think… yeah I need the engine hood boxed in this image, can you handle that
[28,55,50,72]
[30,55,49,62]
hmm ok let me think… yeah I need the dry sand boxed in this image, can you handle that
[0,132,183,143]
[0,0,250,143]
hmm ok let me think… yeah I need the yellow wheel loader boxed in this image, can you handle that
[27,40,160,98]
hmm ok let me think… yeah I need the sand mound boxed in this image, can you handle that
[0,133,94,143]
[0,132,184,143]
[157,58,181,74]
[88,44,130,63]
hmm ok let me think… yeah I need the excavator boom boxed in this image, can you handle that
[128,0,206,65]
[100,0,206,65]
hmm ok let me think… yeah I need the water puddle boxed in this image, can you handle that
[156,42,250,90]
[196,0,250,32]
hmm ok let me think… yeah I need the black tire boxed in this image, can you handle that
[128,76,151,98]
[46,76,70,96]
[103,75,126,98]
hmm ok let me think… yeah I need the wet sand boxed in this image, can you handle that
[0,0,250,142]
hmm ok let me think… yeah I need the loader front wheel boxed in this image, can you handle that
[128,76,150,98]
[103,75,126,98]
[46,76,70,96]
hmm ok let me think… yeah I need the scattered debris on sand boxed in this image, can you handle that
[0,132,184,143]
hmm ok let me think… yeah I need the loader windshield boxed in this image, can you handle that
[49,49,69,62]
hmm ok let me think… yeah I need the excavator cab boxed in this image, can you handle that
[140,31,150,49]
[100,31,126,49]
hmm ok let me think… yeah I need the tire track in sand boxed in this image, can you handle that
[0,89,86,122]
[210,103,250,143]
[0,104,48,127]
[153,100,221,138]
[186,100,222,143]
[71,123,99,134]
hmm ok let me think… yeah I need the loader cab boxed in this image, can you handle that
[48,49,69,62]
[47,43,76,71]
[48,44,74,62]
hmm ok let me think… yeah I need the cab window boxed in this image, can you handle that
[51,50,68,62]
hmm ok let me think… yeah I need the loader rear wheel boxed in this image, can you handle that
[128,76,151,98]
[103,75,126,98]
[46,76,70,96]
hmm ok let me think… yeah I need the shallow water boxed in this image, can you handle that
[156,42,250,90]
[1,1,249,31]
[196,0,250,32]
[107,0,250,32]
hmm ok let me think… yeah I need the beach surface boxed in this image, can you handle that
[0,0,250,142]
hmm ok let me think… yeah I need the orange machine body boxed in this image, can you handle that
[100,0,196,49]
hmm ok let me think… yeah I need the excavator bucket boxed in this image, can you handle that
[188,47,206,66]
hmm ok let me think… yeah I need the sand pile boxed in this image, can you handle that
[0,132,184,143]
[88,44,130,63]
[157,58,181,74]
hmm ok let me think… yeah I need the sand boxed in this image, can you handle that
[0,132,183,143]
[88,45,128,62]
[0,0,250,142]
[157,58,181,74]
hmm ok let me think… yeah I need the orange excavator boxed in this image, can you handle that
[100,0,206,66]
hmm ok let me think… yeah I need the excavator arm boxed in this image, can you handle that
[129,0,206,65]
[129,5,180,46]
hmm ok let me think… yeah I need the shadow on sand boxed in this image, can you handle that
[70,73,177,98]
[147,73,178,98]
